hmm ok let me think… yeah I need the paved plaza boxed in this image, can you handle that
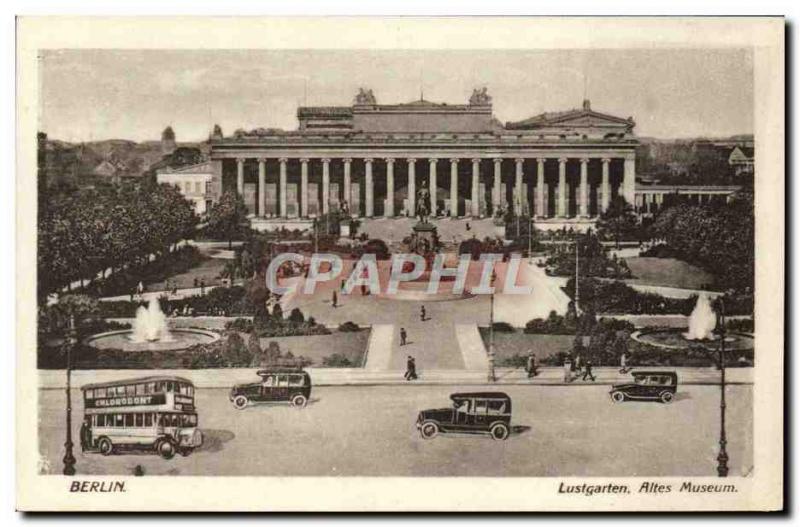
[38,384,753,477]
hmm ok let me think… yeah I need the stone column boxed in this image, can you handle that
[300,158,309,218]
[536,158,546,218]
[450,158,459,218]
[557,157,567,218]
[493,158,502,211]
[579,158,589,218]
[407,158,416,217]
[343,158,352,213]
[257,158,266,217]
[514,158,524,215]
[428,158,437,216]
[471,158,480,217]
[322,158,330,215]
[385,158,395,217]
[365,158,374,217]
[279,158,288,218]
[236,158,245,196]
[623,155,636,206]
[601,158,611,213]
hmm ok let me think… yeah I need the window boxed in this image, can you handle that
[288,375,305,387]
[455,400,470,413]
[145,413,153,427]
[474,399,488,414]
[277,375,289,387]
[125,385,136,396]
[263,375,275,387]
[135,413,144,427]
[143,383,152,394]
[114,414,124,427]
[194,182,201,193]
[488,400,507,415]
[96,415,105,427]
[135,384,145,395]
[124,414,134,427]
[95,387,106,398]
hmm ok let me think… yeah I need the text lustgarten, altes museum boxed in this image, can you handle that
[209,88,653,228]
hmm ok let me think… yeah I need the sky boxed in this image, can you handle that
[39,48,754,143]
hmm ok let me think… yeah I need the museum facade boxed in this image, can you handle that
[208,89,641,226]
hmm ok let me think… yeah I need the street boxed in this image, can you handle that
[38,384,752,477]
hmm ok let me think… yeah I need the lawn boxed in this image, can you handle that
[479,328,575,363]
[255,329,370,368]
[623,257,714,290]
[147,256,230,291]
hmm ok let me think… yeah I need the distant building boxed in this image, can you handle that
[728,145,754,176]
[156,161,216,215]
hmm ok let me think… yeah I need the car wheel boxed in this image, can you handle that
[232,395,249,410]
[157,439,176,460]
[179,448,192,457]
[291,394,308,408]
[420,421,439,439]
[98,437,114,456]
[611,391,626,403]
[490,422,510,441]
[660,391,674,404]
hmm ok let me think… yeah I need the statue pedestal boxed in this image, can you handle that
[411,222,437,253]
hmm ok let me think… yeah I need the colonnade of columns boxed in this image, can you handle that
[232,154,635,220]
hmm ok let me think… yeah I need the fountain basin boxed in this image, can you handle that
[85,328,220,352]
[631,328,754,352]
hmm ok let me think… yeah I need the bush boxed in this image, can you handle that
[491,322,515,333]
[338,321,361,332]
[288,308,305,324]
[225,318,254,332]
[362,239,390,260]
[322,353,354,367]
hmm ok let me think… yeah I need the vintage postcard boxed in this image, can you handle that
[16,17,784,511]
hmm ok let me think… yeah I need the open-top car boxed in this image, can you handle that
[229,368,311,409]
[609,371,678,404]
[416,392,512,440]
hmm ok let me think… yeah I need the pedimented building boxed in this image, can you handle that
[209,88,640,227]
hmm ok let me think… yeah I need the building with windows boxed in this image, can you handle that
[156,161,215,215]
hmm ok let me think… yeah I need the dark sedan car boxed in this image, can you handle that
[609,371,678,404]
[229,368,311,409]
[416,392,512,440]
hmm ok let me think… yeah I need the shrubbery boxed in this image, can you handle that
[337,321,361,332]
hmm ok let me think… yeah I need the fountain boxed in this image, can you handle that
[86,297,220,352]
[631,294,753,352]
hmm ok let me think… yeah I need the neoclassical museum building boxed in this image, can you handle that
[207,88,731,229]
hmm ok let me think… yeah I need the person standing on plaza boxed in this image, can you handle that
[582,359,596,382]
[563,357,572,383]
[526,351,538,378]
[332,289,338,308]
[619,351,629,374]
[200,279,206,296]
[400,327,407,346]
[420,305,427,322]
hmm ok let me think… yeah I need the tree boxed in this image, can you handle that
[205,191,249,249]
[596,196,640,247]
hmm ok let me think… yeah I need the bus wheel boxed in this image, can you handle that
[98,437,114,456]
[291,394,308,408]
[156,439,176,460]
[233,395,248,410]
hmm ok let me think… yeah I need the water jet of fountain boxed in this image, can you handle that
[683,293,717,341]
[131,297,172,343]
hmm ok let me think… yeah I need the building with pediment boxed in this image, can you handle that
[209,89,641,228]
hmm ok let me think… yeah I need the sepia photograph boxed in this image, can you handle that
[15,16,784,511]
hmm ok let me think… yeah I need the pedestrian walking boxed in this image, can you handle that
[574,354,582,375]
[400,327,407,346]
[340,279,346,292]
[466,222,471,231]
[404,355,418,381]
[420,305,427,322]
[137,281,144,296]
[332,290,338,308]
[582,360,596,382]
[619,352,629,374]
[79,418,91,452]
[526,351,538,378]
[200,279,206,296]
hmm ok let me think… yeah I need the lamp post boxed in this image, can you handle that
[714,298,729,477]
[528,216,533,264]
[62,315,78,476]
[487,270,497,382]
[312,216,319,254]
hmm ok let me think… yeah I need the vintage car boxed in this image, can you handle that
[416,392,512,440]
[229,368,311,409]
[609,371,678,404]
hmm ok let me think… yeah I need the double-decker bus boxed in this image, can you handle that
[80,376,202,459]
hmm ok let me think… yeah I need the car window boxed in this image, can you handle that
[455,400,470,413]
[474,399,488,414]
[288,375,304,387]
[487,400,507,415]
[262,375,275,387]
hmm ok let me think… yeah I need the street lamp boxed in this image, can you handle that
[714,298,729,477]
[488,270,497,382]
[62,315,78,476]
[528,216,534,264]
